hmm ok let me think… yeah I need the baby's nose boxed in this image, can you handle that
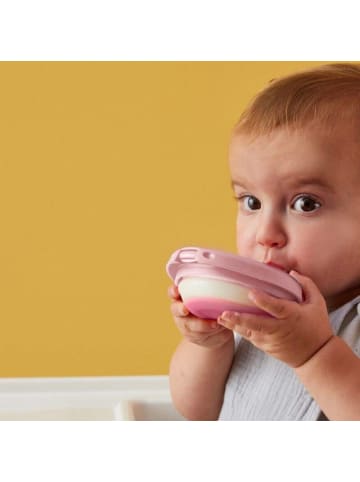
[255,217,287,248]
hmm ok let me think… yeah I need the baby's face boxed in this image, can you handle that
[229,123,360,309]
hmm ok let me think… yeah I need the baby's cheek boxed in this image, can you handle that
[236,227,256,256]
[294,253,335,295]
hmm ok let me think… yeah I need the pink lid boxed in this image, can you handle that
[166,246,303,303]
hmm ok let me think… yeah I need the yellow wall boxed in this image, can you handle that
[0,61,330,376]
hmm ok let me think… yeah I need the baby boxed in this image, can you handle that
[168,63,360,421]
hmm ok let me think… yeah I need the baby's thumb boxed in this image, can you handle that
[289,270,319,303]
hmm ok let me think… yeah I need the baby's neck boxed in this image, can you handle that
[326,286,360,312]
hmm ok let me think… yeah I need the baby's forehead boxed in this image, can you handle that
[230,121,360,162]
[229,125,360,191]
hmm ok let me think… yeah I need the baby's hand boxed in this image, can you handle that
[217,271,334,368]
[168,284,233,349]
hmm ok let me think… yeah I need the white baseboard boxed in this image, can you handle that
[0,376,185,421]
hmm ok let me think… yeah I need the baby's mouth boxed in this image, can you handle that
[262,248,290,273]
[265,261,289,272]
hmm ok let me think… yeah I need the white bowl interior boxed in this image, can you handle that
[178,277,254,306]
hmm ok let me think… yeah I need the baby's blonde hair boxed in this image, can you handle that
[234,63,360,137]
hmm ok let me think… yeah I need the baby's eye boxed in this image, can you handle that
[239,195,261,211]
[292,195,321,213]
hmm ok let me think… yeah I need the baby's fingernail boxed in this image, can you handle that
[218,315,235,326]
[169,287,176,299]
[248,291,256,302]
[221,311,240,322]
[221,311,231,320]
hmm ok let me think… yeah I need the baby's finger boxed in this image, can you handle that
[184,318,219,333]
[167,284,181,300]
[248,289,295,319]
[218,311,278,337]
[170,301,189,317]
[289,270,322,304]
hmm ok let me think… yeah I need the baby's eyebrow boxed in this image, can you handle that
[230,176,334,192]
[289,176,335,192]
[230,179,247,189]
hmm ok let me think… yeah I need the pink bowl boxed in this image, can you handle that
[166,247,303,320]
